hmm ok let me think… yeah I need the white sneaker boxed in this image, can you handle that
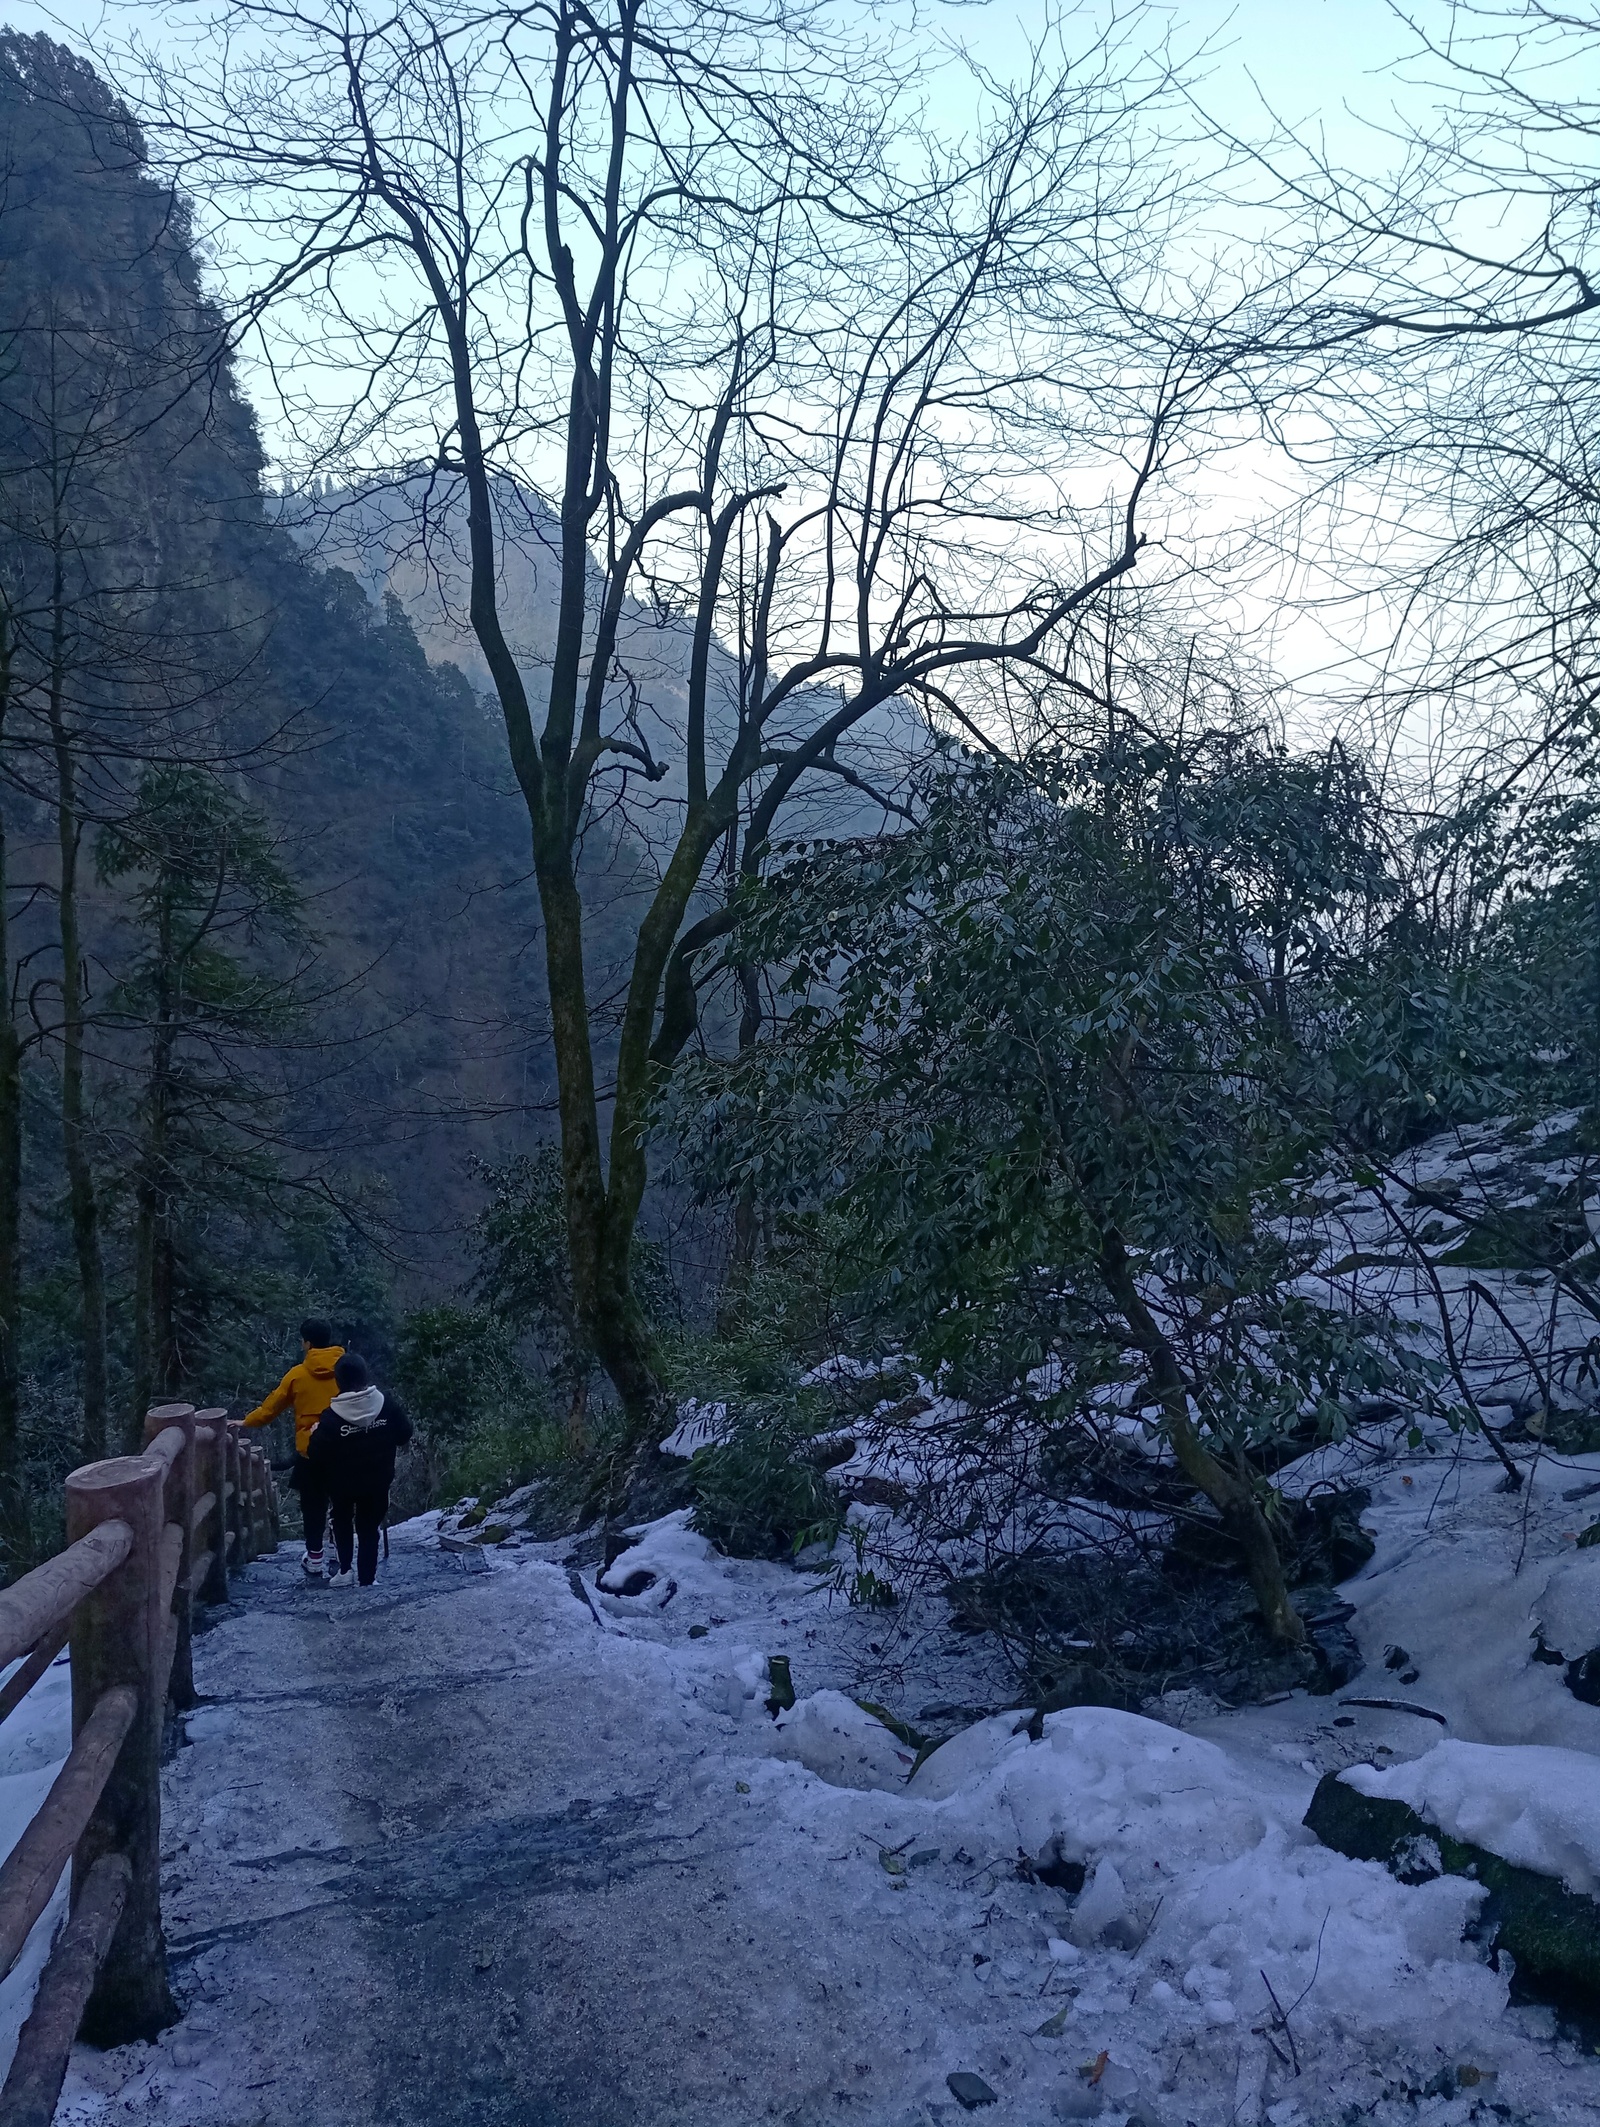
[301,1552,327,1579]
[328,1568,355,1588]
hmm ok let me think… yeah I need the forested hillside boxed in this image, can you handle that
[0,33,587,1532]
[0,28,909,1553]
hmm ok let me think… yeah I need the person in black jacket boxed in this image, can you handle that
[306,1353,414,1587]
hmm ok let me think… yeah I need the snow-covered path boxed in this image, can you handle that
[31,1442,1600,2127]
[64,1533,944,2127]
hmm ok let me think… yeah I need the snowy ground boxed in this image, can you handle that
[0,1424,1595,2125]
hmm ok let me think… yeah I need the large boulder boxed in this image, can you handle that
[1304,1753,1600,2013]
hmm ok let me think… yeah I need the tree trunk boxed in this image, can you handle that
[718,962,765,1328]
[0,624,24,1558]
[527,741,725,1450]
[130,1180,154,1455]
[533,843,659,1423]
[1097,1231,1305,1648]
[130,900,177,1447]
[564,1372,589,1455]
[47,614,109,1463]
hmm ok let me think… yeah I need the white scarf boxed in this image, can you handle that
[329,1385,386,1430]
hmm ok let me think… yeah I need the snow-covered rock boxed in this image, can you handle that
[1536,1549,1600,1662]
[698,1650,774,1722]
[658,1399,733,1458]
[594,1508,717,1612]
[771,1690,915,1791]
[910,1704,1272,1871]
[901,1703,1508,2054]
[1342,1739,1600,1895]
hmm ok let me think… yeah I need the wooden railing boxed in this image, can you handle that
[0,1406,279,2126]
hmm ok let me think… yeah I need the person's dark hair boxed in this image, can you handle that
[334,1352,371,1393]
[300,1317,334,1348]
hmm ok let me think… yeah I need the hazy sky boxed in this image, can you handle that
[0,0,1516,721]
[1,0,1436,144]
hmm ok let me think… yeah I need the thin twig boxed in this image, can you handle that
[1283,1909,1330,2021]
[1258,1966,1301,2076]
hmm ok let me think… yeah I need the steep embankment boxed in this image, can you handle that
[0,33,653,1286]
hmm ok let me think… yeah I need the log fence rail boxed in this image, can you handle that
[0,1408,279,2126]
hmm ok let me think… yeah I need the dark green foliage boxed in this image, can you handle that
[390,1296,570,1511]
[666,1218,876,1406]
[470,1151,592,1421]
[670,737,1420,1455]
[390,1298,560,1508]
[1337,769,1600,1149]
[393,1302,533,1447]
[686,1405,841,1560]
[0,34,599,1542]
[944,1551,1316,1709]
[471,1149,678,1438]
[96,767,309,1434]
[425,1412,568,1518]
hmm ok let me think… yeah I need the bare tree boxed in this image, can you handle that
[1212,0,1600,782]
[146,0,1276,1458]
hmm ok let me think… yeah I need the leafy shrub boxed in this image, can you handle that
[392,1302,535,1443]
[391,1300,562,1509]
[687,1404,841,1560]
[438,1411,571,1510]
[666,738,1432,1645]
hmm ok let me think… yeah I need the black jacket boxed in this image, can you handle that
[307,1390,413,1495]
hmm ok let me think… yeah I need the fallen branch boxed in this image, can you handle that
[1336,1697,1449,1725]
[566,1567,606,1628]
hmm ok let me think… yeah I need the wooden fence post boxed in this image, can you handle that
[63,1454,176,2044]
[231,1426,254,1562]
[247,1437,263,1558]
[223,1422,242,1570]
[143,1405,197,1713]
[192,1410,229,1605]
[253,1443,278,1554]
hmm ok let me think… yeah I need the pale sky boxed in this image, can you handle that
[1,0,1437,147]
[0,0,1554,736]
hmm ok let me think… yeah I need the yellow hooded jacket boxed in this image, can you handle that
[243,1346,345,1457]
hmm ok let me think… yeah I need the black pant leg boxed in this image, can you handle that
[297,1458,330,1554]
[329,1494,356,1574]
[354,1491,386,1585]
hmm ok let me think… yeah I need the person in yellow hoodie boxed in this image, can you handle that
[243,1318,345,1578]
